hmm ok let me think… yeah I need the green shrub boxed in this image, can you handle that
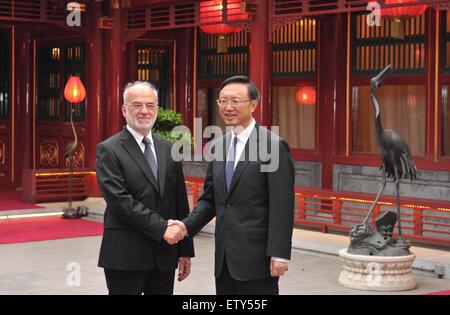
[153,108,191,144]
[154,107,183,131]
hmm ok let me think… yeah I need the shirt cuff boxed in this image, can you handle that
[271,257,289,263]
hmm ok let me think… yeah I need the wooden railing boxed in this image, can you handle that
[185,177,450,247]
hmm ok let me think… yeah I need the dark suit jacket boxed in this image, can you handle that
[96,128,194,271]
[183,125,295,281]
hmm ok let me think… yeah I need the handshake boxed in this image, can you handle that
[163,219,188,245]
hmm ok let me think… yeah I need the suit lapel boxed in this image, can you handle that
[217,135,228,198]
[226,149,249,198]
[226,126,259,198]
[153,136,166,197]
[120,129,160,194]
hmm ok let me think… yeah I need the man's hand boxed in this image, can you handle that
[163,220,187,245]
[270,260,288,277]
[178,257,191,282]
[169,219,187,231]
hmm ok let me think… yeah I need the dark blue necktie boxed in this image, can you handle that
[142,137,159,183]
[225,136,238,192]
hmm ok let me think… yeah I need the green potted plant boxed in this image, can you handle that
[153,108,191,144]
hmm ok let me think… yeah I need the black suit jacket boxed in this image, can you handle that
[96,128,194,271]
[183,125,295,281]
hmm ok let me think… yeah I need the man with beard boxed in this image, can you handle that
[95,81,194,294]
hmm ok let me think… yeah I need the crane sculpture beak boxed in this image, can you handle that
[370,64,392,93]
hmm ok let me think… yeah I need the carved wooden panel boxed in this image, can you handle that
[39,138,59,168]
[0,136,8,179]
[65,142,85,168]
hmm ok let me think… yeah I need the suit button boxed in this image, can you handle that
[225,204,230,208]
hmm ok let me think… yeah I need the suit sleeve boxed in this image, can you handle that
[175,161,195,258]
[266,139,295,260]
[96,142,167,242]
[182,161,216,237]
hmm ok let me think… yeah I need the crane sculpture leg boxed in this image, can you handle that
[363,163,387,226]
[62,102,79,219]
[393,164,403,238]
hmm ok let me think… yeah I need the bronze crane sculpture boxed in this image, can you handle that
[365,64,417,236]
[349,65,417,255]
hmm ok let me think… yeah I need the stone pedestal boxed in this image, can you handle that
[338,248,416,291]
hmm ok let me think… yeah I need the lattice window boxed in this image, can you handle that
[135,45,171,108]
[198,30,249,80]
[38,45,61,121]
[0,0,79,22]
[271,0,368,17]
[127,0,257,31]
[352,12,426,76]
[443,10,450,72]
[272,18,317,77]
[0,28,10,121]
[37,43,86,122]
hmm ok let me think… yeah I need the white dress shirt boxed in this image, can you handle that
[228,118,256,169]
[126,125,158,165]
[227,119,289,264]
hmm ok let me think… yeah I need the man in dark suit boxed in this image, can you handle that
[168,75,295,295]
[96,81,194,295]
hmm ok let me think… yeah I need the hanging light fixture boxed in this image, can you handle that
[381,0,428,39]
[296,86,316,106]
[382,0,427,17]
[199,0,248,53]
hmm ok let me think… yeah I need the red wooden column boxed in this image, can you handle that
[175,28,195,131]
[15,28,32,188]
[426,8,438,161]
[87,1,104,167]
[106,0,127,137]
[248,0,272,127]
[86,1,105,196]
[317,14,344,189]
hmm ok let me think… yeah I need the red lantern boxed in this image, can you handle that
[296,86,316,106]
[382,0,427,17]
[200,0,247,34]
[64,76,86,104]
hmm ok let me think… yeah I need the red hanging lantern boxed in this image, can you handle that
[296,86,316,106]
[64,76,86,104]
[382,0,427,17]
[200,0,247,34]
